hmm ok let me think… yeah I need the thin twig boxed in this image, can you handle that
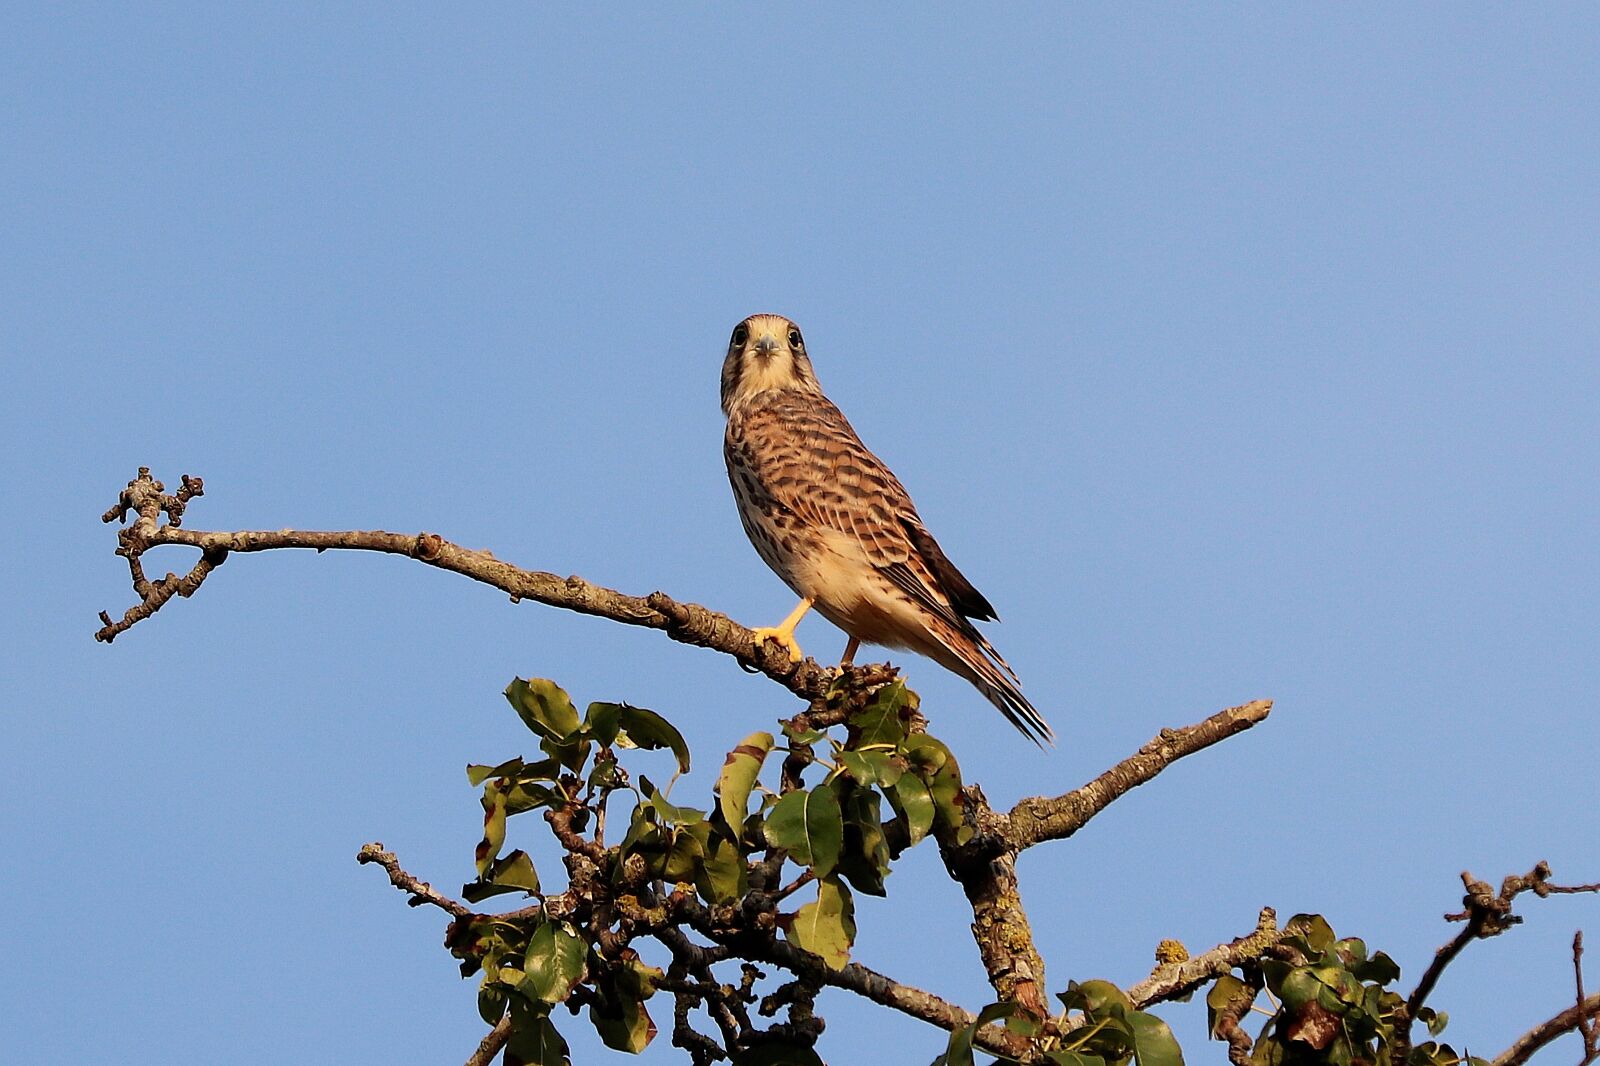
[356,842,474,919]
[464,1015,513,1066]
[1396,866,1600,1066]
[1576,932,1598,1066]
[772,870,815,903]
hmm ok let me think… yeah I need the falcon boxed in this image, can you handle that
[721,314,1052,744]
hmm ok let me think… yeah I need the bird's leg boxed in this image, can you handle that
[750,597,814,663]
[839,636,860,667]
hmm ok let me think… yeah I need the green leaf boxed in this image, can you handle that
[641,775,705,826]
[539,733,591,775]
[887,773,936,847]
[717,731,774,831]
[1127,1010,1184,1066]
[1260,957,1291,996]
[522,921,587,1004]
[463,849,542,902]
[834,750,875,784]
[618,802,663,856]
[586,751,626,791]
[1206,974,1248,1036]
[1351,949,1401,986]
[860,750,905,787]
[1278,968,1322,1012]
[621,955,663,999]
[1420,1007,1449,1037]
[662,825,704,884]
[1250,1031,1286,1066]
[934,1001,1025,1066]
[786,876,855,970]
[468,756,526,786]
[589,994,657,1053]
[763,785,844,879]
[505,1001,571,1066]
[1046,1052,1106,1066]
[696,826,748,905]
[583,701,624,746]
[1286,913,1337,955]
[849,680,914,747]
[781,721,827,746]
[905,735,965,835]
[514,758,564,783]
[475,782,509,877]
[1333,938,1368,967]
[834,781,891,896]
[615,704,691,773]
[504,781,559,815]
[1058,979,1133,1017]
[478,977,510,1025]
[506,678,582,741]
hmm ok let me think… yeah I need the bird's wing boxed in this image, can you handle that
[733,393,1001,630]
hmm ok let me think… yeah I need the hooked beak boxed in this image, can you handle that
[753,334,779,358]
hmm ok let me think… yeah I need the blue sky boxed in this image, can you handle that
[4,5,1597,1064]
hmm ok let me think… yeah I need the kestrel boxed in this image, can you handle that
[721,314,1052,744]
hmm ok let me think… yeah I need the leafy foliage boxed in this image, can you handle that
[439,676,1492,1066]
[448,676,956,1061]
[1241,916,1485,1066]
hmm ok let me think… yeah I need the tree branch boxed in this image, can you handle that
[665,894,1029,1057]
[131,468,1284,1064]
[1577,931,1599,1066]
[464,1015,513,1066]
[1006,699,1273,852]
[938,794,1050,1018]
[1492,993,1600,1066]
[1125,907,1285,1009]
[356,842,475,919]
[1394,865,1600,1066]
[96,468,831,698]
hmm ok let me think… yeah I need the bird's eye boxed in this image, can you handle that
[731,324,749,347]
[787,328,803,348]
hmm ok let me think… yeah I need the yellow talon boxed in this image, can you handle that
[751,626,805,663]
[751,597,814,663]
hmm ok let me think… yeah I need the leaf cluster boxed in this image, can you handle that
[933,980,1183,1066]
[451,676,962,1063]
[434,677,1504,1066]
[1229,915,1480,1066]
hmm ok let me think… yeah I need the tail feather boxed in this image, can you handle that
[922,620,1054,746]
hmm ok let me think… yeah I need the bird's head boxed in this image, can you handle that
[720,314,822,415]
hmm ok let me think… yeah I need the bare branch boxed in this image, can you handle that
[1577,931,1598,1066]
[1492,993,1600,1066]
[356,842,474,919]
[660,892,1028,1057]
[1395,865,1600,1066]
[927,700,1274,1020]
[752,937,1027,1059]
[1006,700,1273,851]
[96,469,831,698]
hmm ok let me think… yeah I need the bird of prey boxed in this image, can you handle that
[721,313,1052,744]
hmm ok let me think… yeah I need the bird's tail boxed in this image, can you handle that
[921,618,1054,747]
